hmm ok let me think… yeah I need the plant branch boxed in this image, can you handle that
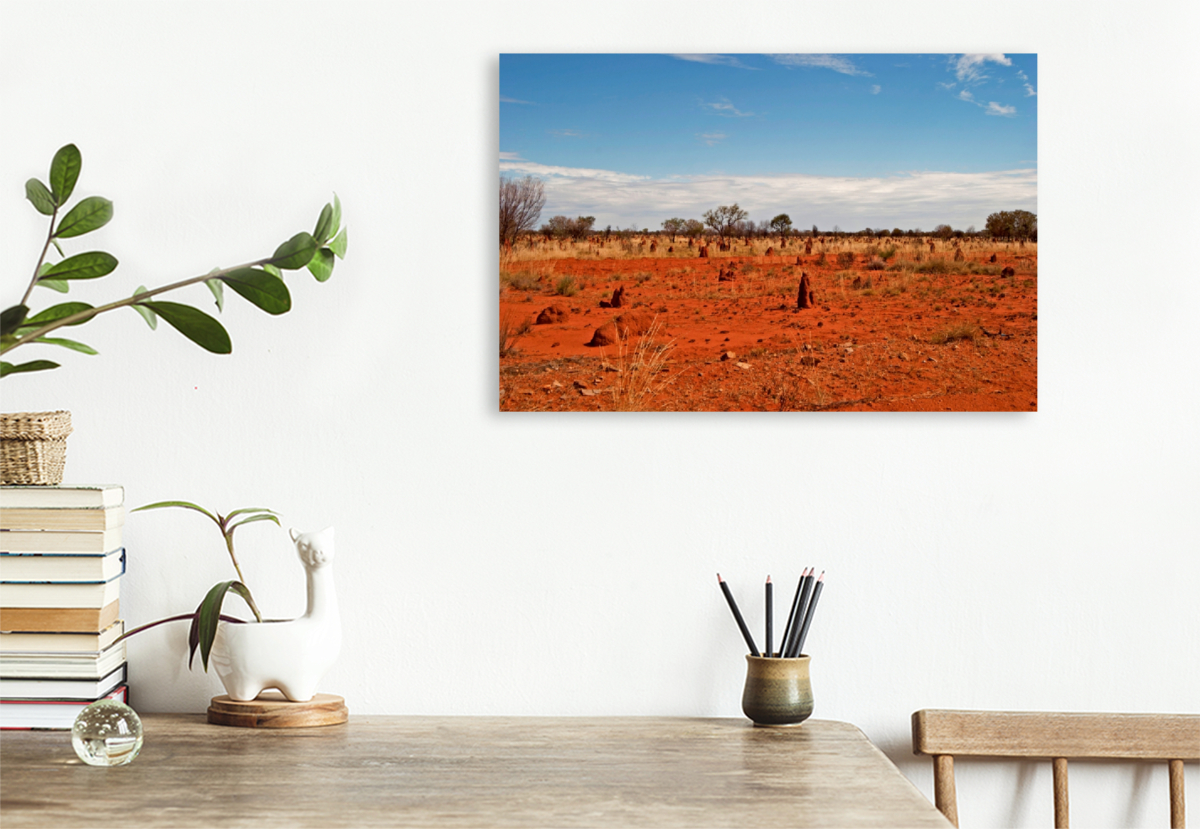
[21,208,59,307]
[2,255,275,355]
[112,612,247,646]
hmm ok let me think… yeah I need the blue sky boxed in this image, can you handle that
[500,54,1037,232]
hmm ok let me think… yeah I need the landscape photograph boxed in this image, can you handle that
[499,53,1037,412]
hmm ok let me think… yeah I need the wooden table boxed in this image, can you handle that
[0,716,951,828]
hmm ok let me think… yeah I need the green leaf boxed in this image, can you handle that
[41,251,118,281]
[131,286,157,329]
[33,336,97,355]
[224,507,280,521]
[220,267,291,315]
[51,239,65,258]
[55,196,113,238]
[1,306,29,337]
[25,178,55,215]
[313,203,334,245]
[193,580,260,671]
[269,231,318,270]
[307,247,335,282]
[49,144,82,204]
[262,262,282,280]
[139,301,231,353]
[1,359,60,377]
[37,278,70,293]
[227,513,282,534]
[206,278,225,312]
[330,194,342,238]
[329,226,348,259]
[23,302,95,328]
[132,500,220,523]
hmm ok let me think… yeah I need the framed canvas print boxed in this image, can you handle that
[500,54,1036,412]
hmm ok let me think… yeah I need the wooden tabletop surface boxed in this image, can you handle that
[1,715,951,828]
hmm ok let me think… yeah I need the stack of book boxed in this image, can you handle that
[0,484,129,730]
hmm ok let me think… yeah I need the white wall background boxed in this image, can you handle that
[2,2,1196,826]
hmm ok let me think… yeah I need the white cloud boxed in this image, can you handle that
[499,151,523,161]
[953,54,1012,83]
[500,95,533,105]
[672,54,757,70]
[937,81,957,90]
[770,54,873,77]
[1024,83,1037,97]
[703,98,753,117]
[550,129,584,137]
[986,102,1017,117]
[696,133,727,146]
[958,89,975,102]
[871,85,881,95]
[499,158,1036,231]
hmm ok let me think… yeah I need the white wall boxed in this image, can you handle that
[2,2,1196,827]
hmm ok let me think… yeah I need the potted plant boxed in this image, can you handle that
[117,501,341,704]
[0,143,347,483]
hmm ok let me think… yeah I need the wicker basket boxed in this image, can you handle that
[0,410,73,485]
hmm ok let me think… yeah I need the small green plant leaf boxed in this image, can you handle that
[262,262,282,280]
[130,286,157,329]
[329,226,348,259]
[1,306,29,337]
[307,247,335,282]
[138,301,232,353]
[132,499,221,523]
[330,194,342,238]
[49,144,82,204]
[25,179,56,215]
[224,507,280,521]
[37,278,70,293]
[41,251,118,281]
[269,231,318,270]
[1,359,60,377]
[313,203,334,245]
[227,513,282,535]
[55,196,113,238]
[220,267,291,315]
[205,278,225,312]
[23,302,95,328]
[33,336,98,355]
[193,580,259,671]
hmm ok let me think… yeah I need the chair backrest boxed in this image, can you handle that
[911,710,1199,828]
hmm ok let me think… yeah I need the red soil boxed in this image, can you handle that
[500,246,1037,412]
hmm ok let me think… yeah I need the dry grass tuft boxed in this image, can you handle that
[604,319,677,411]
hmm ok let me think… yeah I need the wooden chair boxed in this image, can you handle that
[912,710,1199,828]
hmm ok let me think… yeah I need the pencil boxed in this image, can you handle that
[717,573,760,656]
[783,568,814,658]
[765,576,773,658]
[779,567,809,656]
[793,571,824,657]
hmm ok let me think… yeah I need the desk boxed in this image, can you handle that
[1,716,951,828]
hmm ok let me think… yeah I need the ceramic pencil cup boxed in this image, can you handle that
[741,655,813,727]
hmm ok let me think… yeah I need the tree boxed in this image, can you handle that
[571,216,596,241]
[934,224,954,239]
[683,219,705,239]
[985,210,1036,240]
[770,213,793,242]
[662,218,686,242]
[499,175,545,247]
[702,204,749,244]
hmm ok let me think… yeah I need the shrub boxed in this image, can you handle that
[880,246,898,261]
[836,251,855,269]
[866,257,886,271]
[930,323,981,345]
[554,276,578,296]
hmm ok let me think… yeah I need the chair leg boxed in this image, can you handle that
[1169,759,1185,829]
[1053,757,1069,829]
[933,754,959,827]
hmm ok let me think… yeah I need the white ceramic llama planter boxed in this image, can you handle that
[210,527,341,702]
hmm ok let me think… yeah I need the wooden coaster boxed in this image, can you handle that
[207,691,348,728]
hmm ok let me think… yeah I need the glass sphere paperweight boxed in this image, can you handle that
[72,699,143,766]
